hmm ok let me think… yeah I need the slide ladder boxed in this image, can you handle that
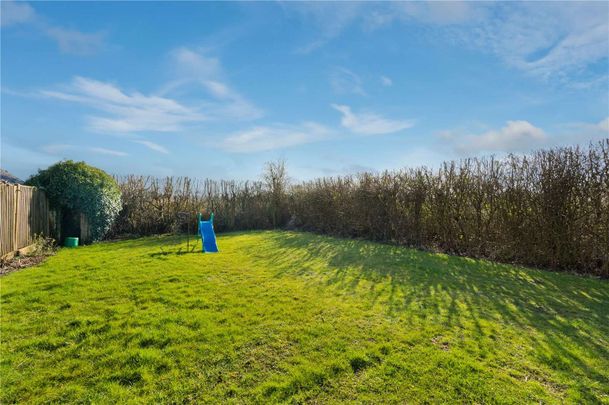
[198,212,219,253]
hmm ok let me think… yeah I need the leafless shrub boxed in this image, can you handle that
[109,141,608,276]
[289,140,608,276]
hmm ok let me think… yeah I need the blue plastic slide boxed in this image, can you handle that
[198,212,219,253]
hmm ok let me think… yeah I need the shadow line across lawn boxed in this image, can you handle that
[2,230,608,402]
[255,231,609,392]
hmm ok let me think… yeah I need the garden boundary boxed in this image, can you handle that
[0,183,56,259]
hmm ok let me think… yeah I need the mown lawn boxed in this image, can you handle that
[1,231,608,403]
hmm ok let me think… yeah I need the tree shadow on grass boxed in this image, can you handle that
[100,235,178,248]
[258,232,609,395]
[148,245,199,258]
[100,234,199,252]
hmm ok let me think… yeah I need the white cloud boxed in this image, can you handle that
[288,2,608,84]
[41,49,261,133]
[41,76,204,133]
[464,3,609,82]
[165,47,263,120]
[560,116,609,142]
[329,67,366,96]
[132,140,169,154]
[377,1,485,26]
[372,2,608,82]
[171,47,221,78]
[331,104,414,135]
[45,27,105,55]
[284,2,366,54]
[443,117,608,155]
[202,80,232,99]
[449,120,547,154]
[0,0,35,27]
[40,144,73,155]
[40,139,169,156]
[219,122,332,153]
[414,1,482,24]
[41,144,128,157]
[380,75,393,87]
[598,117,609,132]
[1,1,105,55]
[284,2,483,51]
[373,2,608,82]
[89,147,128,157]
[1,141,56,180]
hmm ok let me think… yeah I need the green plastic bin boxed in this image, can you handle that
[64,237,79,247]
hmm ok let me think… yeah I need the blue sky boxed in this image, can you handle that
[1,1,608,181]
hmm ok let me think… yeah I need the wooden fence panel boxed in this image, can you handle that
[0,183,52,258]
[0,184,16,256]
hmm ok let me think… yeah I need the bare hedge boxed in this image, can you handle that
[109,176,275,236]
[110,140,609,276]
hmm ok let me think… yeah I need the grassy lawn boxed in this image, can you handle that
[1,231,608,403]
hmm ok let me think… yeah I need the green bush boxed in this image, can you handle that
[26,160,122,242]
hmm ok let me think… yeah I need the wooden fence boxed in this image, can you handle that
[0,183,55,258]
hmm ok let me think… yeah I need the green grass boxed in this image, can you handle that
[1,231,608,403]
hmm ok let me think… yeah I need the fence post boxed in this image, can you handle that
[12,184,20,252]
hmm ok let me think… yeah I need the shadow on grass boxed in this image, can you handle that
[102,234,201,252]
[148,249,199,258]
[258,231,609,390]
[103,230,251,251]
[147,244,200,257]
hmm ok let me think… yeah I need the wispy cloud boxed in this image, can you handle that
[170,47,222,79]
[459,3,609,83]
[41,76,204,133]
[329,67,366,96]
[164,47,263,120]
[40,144,74,155]
[454,121,546,154]
[288,2,608,85]
[283,2,365,54]
[380,76,393,87]
[218,122,333,153]
[38,46,262,135]
[0,0,35,27]
[442,117,609,156]
[1,141,57,179]
[389,2,608,83]
[89,147,128,157]
[332,104,414,135]
[368,1,486,28]
[217,101,416,153]
[42,144,128,157]
[45,27,105,55]
[132,140,170,154]
[216,102,416,153]
[284,2,483,52]
[560,116,609,141]
[1,1,105,55]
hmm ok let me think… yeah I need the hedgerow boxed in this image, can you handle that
[110,140,608,276]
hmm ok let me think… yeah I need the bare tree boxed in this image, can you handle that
[262,159,289,228]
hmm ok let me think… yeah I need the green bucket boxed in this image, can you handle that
[64,237,79,247]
